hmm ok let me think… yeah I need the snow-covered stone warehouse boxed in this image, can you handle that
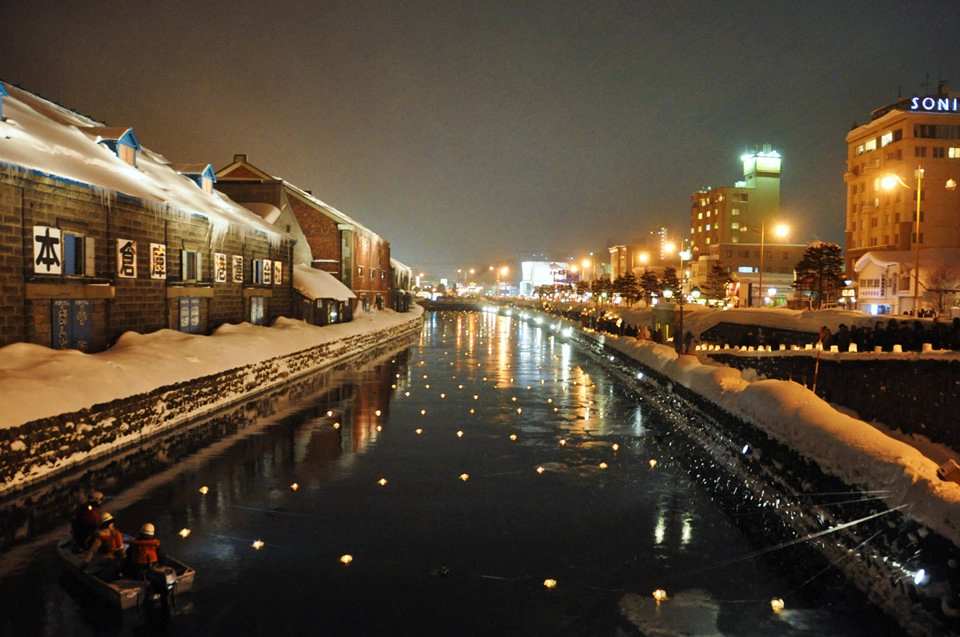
[0,81,402,353]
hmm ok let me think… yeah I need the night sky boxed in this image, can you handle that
[2,1,960,278]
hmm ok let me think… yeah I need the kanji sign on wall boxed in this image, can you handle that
[150,243,166,279]
[273,260,282,285]
[232,255,244,283]
[33,225,62,275]
[214,252,228,283]
[117,239,137,278]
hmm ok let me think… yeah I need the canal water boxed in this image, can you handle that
[0,311,896,636]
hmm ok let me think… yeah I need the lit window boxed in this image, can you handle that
[731,222,740,230]
[949,147,960,158]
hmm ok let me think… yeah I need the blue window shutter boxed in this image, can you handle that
[63,234,77,275]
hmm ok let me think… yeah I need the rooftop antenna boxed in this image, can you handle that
[920,72,931,95]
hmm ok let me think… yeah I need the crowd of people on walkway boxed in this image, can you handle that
[532,301,960,354]
[821,318,960,352]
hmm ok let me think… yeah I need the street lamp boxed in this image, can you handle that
[882,168,924,315]
[742,220,788,307]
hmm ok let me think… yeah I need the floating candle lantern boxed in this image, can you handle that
[290,483,299,491]
[340,554,353,565]
[199,486,209,495]
[252,539,265,550]
[179,528,191,538]
[543,579,557,589]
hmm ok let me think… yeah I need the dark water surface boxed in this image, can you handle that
[0,311,896,636]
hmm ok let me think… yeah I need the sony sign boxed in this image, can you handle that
[911,96,960,113]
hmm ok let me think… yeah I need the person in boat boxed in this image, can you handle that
[126,522,164,579]
[70,490,103,550]
[84,511,125,580]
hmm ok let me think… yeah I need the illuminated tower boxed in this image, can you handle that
[689,146,782,255]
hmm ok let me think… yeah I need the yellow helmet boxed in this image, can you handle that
[140,523,155,537]
[100,511,114,525]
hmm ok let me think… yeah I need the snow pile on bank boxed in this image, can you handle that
[0,307,422,431]
[603,332,960,548]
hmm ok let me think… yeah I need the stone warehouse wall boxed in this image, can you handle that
[707,352,960,451]
[0,314,423,495]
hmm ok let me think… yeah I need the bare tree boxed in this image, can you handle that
[925,266,960,314]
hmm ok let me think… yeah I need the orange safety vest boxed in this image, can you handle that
[129,537,161,565]
[95,528,124,555]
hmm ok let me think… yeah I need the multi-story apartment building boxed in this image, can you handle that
[688,146,803,306]
[845,82,960,315]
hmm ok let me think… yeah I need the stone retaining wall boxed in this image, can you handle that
[707,352,960,451]
[0,314,423,495]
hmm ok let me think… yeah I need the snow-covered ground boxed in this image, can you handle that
[0,307,422,431]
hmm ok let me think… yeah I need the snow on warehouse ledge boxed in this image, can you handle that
[0,306,423,431]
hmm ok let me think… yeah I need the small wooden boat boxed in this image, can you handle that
[57,537,195,610]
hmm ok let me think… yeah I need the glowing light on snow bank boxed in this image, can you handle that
[770,598,785,613]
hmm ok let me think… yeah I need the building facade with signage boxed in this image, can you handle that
[0,82,295,352]
[844,82,960,314]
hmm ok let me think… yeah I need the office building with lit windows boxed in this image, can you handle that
[689,146,802,306]
[845,82,960,315]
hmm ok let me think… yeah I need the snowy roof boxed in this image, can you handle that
[242,202,282,225]
[0,82,281,242]
[854,248,960,273]
[171,163,217,182]
[293,264,357,301]
[217,154,380,240]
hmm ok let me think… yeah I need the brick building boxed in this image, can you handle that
[0,82,294,352]
[216,155,394,311]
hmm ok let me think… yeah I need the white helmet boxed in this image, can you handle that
[140,523,155,537]
[100,511,114,525]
